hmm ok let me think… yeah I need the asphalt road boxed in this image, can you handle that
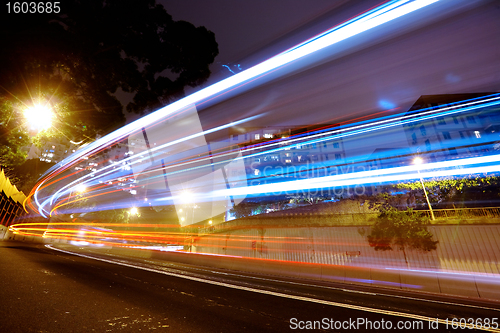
[1,241,499,332]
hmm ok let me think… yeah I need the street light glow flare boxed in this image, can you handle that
[75,184,87,193]
[23,104,53,131]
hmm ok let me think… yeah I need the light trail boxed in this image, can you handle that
[30,0,445,217]
[37,93,500,217]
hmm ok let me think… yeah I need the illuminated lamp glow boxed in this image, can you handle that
[34,0,444,217]
[23,104,53,131]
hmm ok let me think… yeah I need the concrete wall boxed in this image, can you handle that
[5,222,499,302]
[194,225,500,274]
[184,223,500,301]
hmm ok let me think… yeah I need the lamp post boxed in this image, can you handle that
[413,157,435,221]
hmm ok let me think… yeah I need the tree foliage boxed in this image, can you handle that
[367,207,438,266]
[0,99,31,179]
[397,175,500,207]
[1,0,218,127]
[0,0,218,188]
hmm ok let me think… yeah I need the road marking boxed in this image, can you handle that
[47,245,500,332]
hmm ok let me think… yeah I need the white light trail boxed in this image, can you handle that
[34,0,446,216]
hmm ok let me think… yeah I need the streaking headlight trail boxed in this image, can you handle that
[29,0,447,220]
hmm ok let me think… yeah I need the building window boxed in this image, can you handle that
[425,139,431,151]
[459,131,465,139]
[323,142,327,148]
[312,143,317,149]
[255,134,260,140]
[467,116,476,124]
[419,125,426,136]
[437,117,446,125]
[453,117,459,124]
[411,133,417,144]
[333,142,339,148]
[263,133,273,139]
[475,131,481,138]
[442,132,451,140]
[335,154,341,160]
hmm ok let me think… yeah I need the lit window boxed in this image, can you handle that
[254,169,260,176]
[285,159,292,163]
[475,131,481,138]
[255,134,260,140]
[263,133,273,138]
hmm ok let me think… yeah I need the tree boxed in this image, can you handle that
[0,98,31,180]
[367,207,438,267]
[0,0,218,188]
[0,0,218,136]
[397,175,500,208]
[10,159,55,193]
[229,201,257,219]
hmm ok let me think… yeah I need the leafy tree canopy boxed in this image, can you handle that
[397,175,500,207]
[0,0,218,188]
[0,0,218,138]
[367,207,438,267]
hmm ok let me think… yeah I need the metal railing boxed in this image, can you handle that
[424,207,500,220]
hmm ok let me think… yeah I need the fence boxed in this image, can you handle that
[0,168,26,229]
[429,207,500,219]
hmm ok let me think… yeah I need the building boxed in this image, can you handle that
[403,93,500,162]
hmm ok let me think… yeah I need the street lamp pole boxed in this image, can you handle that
[413,157,435,221]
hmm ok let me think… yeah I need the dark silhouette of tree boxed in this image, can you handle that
[0,0,218,140]
[229,201,257,219]
[10,159,55,193]
[367,207,438,267]
[0,0,218,190]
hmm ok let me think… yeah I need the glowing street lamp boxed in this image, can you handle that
[23,104,54,131]
[75,184,87,194]
[413,157,435,221]
[129,207,138,216]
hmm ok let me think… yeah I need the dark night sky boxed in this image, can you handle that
[147,0,500,146]
[159,0,341,70]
